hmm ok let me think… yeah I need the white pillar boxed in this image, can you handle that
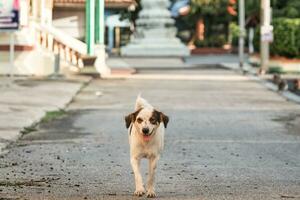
[40,0,46,25]
[40,0,52,25]
[31,0,39,20]
[94,0,110,76]
[94,45,110,76]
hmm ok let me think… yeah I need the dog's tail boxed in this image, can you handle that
[135,94,152,111]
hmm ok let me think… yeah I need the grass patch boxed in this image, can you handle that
[267,65,300,75]
[268,66,285,74]
[20,124,37,135]
[40,109,67,123]
[20,109,67,135]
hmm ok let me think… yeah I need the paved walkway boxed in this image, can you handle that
[0,66,299,199]
[106,54,247,71]
[0,76,89,154]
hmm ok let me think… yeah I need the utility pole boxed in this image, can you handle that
[238,0,245,70]
[260,0,272,74]
[86,0,95,55]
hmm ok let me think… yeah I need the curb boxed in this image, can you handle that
[221,63,300,105]
[0,76,92,155]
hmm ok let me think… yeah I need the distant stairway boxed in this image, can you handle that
[34,23,97,72]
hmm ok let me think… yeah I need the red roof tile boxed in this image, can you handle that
[54,0,136,8]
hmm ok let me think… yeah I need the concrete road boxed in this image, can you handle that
[1,67,300,200]
[0,77,86,154]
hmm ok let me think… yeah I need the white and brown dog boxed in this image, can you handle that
[125,95,169,198]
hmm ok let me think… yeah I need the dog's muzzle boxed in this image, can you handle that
[142,127,154,142]
[142,127,150,135]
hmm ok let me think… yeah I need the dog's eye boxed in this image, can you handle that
[150,118,157,124]
[137,118,143,123]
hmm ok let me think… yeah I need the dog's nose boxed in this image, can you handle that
[142,128,149,134]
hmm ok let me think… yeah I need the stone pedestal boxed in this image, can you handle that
[94,44,111,76]
[121,0,189,57]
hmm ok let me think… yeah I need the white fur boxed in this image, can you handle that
[135,94,153,111]
[127,96,166,198]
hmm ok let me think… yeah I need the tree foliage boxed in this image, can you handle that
[188,0,231,24]
[190,0,229,16]
[272,0,300,18]
[183,0,232,33]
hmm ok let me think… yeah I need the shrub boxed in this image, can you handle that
[209,35,227,47]
[194,34,226,48]
[194,39,208,47]
[271,18,300,57]
[254,18,300,58]
[229,22,240,47]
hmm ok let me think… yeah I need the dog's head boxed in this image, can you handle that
[125,107,169,141]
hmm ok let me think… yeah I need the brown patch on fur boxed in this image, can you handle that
[160,112,169,128]
[125,109,142,129]
[151,110,160,125]
[153,110,169,128]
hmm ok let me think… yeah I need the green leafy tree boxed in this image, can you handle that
[272,0,300,18]
[190,0,229,16]
[184,0,231,46]
[188,0,231,29]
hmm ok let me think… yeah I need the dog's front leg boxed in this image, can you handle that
[131,157,145,196]
[147,156,159,198]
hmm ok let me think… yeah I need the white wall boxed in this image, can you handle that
[52,8,85,40]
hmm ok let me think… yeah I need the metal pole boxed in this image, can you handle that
[54,53,60,75]
[260,0,271,74]
[86,0,95,55]
[9,32,14,77]
[248,28,254,54]
[238,0,245,69]
[108,26,114,51]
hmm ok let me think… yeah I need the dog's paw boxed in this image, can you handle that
[146,191,156,198]
[134,189,145,197]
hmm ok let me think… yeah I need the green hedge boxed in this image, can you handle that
[229,22,240,47]
[194,35,227,48]
[271,18,300,57]
[254,18,300,58]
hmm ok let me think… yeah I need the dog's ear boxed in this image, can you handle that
[160,112,169,128]
[125,114,133,129]
[154,110,169,128]
[124,109,142,129]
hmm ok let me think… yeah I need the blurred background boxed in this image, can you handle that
[0,0,299,76]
